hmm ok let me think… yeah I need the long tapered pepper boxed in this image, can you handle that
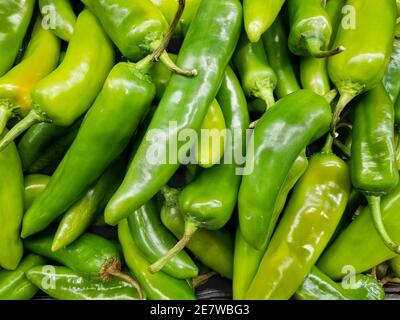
[0,10,115,151]
[233,32,277,109]
[0,130,24,270]
[39,0,77,42]
[262,15,301,99]
[105,0,242,225]
[27,265,139,300]
[24,231,143,299]
[0,19,60,134]
[351,84,400,254]
[246,141,350,300]
[148,66,249,273]
[329,0,396,135]
[118,220,196,300]
[0,0,35,76]
[318,181,400,280]
[243,0,286,43]
[0,254,46,300]
[128,200,198,279]
[239,90,332,250]
[288,0,343,58]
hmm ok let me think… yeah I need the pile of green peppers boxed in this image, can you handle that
[1,0,400,301]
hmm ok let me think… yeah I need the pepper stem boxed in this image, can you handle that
[304,36,345,58]
[324,89,338,104]
[150,0,197,77]
[107,268,144,300]
[367,196,400,254]
[0,110,43,152]
[149,221,198,274]
[257,88,275,111]
[322,134,334,153]
[330,92,356,138]
[192,271,218,288]
[0,105,11,136]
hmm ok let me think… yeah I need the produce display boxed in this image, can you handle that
[2,0,400,301]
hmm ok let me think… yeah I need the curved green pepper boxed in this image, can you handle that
[318,181,400,280]
[295,266,385,300]
[52,160,126,252]
[24,231,143,299]
[128,199,198,279]
[0,130,24,270]
[325,0,345,45]
[148,66,249,273]
[383,36,400,103]
[0,10,115,151]
[160,187,234,279]
[351,84,400,254]
[27,265,139,300]
[0,19,61,134]
[246,148,350,300]
[233,151,309,300]
[243,0,286,43]
[0,254,46,300]
[300,57,331,96]
[39,0,77,42]
[329,0,396,135]
[18,123,70,172]
[233,32,277,109]
[105,0,242,225]
[118,220,196,300]
[288,0,343,58]
[24,174,50,210]
[0,0,35,76]
[262,15,301,98]
[239,90,332,250]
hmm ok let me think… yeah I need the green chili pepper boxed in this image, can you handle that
[24,174,50,210]
[128,200,198,279]
[245,142,351,299]
[118,220,196,300]
[0,254,46,300]
[27,265,140,300]
[233,151,309,300]
[318,181,400,280]
[351,84,400,254]
[0,130,24,270]
[383,36,400,103]
[325,0,345,45]
[0,19,61,134]
[295,266,385,300]
[149,53,178,102]
[105,0,242,225]
[238,90,332,250]
[329,0,396,135]
[389,255,400,277]
[300,57,330,96]
[18,123,70,172]
[150,0,201,35]
[262,15,301,99]
[52,160,126,252]
[243,0,285,43]
[160,187,234,279]
[148,66,249,273]
[0,0,35,76]
[39,0,77,42]
[24,231,143,299]
[288,0,343,58]
[0,10,115,151]
[233,32,277,109]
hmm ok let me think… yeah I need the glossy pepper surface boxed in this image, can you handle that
[329,0,396,135]
[105,0,242,225]
[262,15,301,98]
[27,265,139,300]
[0,0,35,76]
[0,19,60,134]
[0,254,46,300]
[295,266,385,300]
[0,130,24,270]
[24,174,50,209]
[119,220,196,300]
[383,35,400,103]
[0,9,115,151]
[318,180,400,279]
[246,151,350,300]
[239,90,332,250]
[127,200,199,279]
[243,0,286,43]
[39,0,77,42]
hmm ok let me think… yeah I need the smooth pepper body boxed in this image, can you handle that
[24,174,50,210]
